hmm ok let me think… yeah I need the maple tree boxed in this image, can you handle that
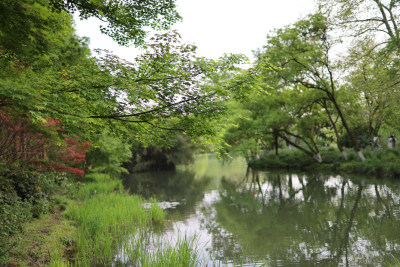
[0,111,89,177]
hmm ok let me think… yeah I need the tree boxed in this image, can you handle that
[223,61,336,162]
[0,0,181,60]
[0,0,90,64]
[317,0,400,48]
[316,0,400,138]
[1,30,244,146]
[124,134,196,172]
[49,0,181,46]
[86,130,131,178]
[345,38,400,137]
[221,68,278,160]
[255,13,366,160]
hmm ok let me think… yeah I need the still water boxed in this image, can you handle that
[122,153,400,266]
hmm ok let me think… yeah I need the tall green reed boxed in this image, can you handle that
[62,172,166,266]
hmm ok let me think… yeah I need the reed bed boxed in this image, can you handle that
[115,233,201,267]
[48,173,207,266]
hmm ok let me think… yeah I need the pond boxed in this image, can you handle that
[122,153,400,266]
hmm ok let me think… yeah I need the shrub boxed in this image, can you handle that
[347,152,361,162]
[321,151,337,164]
[0,188,32,263]
[363,151,373,159]
[0,170,72,262]
[250,146,400,178]
[10,170,70,217]
[250,150,319,170]
[388,164,400,177]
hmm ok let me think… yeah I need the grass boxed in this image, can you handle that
[74,173,122,199]
[5,209,76,266]
[117,234,202,267]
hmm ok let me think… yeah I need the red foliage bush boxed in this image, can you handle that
[0,108,90,177]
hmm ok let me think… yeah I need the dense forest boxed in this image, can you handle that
[2,0,400,265]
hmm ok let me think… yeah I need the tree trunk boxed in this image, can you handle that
[313,152,322,163]
[274,132,279,156]
[321,99,347,160]
[330,97,365,161]
[278,133,321,161]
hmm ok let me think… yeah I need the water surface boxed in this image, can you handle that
[123,153,400,266]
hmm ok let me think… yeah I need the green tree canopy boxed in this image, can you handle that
[50,0,181,46]
[0,0,181,60]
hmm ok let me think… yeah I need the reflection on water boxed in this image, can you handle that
[123,168,211,216]
[122,153,400,266]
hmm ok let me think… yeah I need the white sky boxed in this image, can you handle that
[74,0,316,62]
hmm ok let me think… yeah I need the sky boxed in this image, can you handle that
[74,0,316,62]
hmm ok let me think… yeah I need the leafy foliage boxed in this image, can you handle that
[0,170,71,262]
[125,134,196,172]
[49,0,182,46]
[0,190,32,262]
[0,0,89,64]
[86,131,132,178]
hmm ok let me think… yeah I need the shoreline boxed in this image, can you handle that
[248,148,400,179]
